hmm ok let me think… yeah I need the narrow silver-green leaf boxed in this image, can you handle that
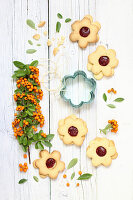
[65,18,71,23]
[37,44,41,46]
[57,13,63,19]
[30,60,38,67]
[99,129,107,135]
[26,19,36,29]
[18,179,27,184]
[33,176,39,182]
[26,49,37,54]
[107,104,116,108]
[103,93,107,102]
[71,172,75,180]
[56,22,61,32]
[77,173,92,180]
[67,158,78,169]
[28,40,33,45]
[114,98,124,102]
[104,123,112,130]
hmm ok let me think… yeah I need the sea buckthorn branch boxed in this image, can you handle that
[100,120,119,135]
[12,60,54,164]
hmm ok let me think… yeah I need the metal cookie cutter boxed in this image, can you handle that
[60,70,96,108]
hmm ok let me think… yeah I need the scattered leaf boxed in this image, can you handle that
[28,40,33,45]
[37,44,41,46]
[71,172,75,180]
[77,173,92,180]
[65,18,71,23]
[26,19,36,29]
[57,13,63,19]
[26,49,37,54]
[107,104,116,108]
[67,158,78,170]
[33,176,39,182]
[114,98,124,102]
[56,22,61,32]
[18,179,27,184]
[103,93,107,102]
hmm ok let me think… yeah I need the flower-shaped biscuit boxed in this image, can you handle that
[87,45,119,80]
[58,115,88,146]
[69,15,101,48]
[33,150,65,179]
[86,137,118,167]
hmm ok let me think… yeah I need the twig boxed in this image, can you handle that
[28,146,31,164]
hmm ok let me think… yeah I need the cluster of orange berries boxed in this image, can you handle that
[29,66,40,85]
[14,93,25,101]
[12,118,24,137]
[19,162,28,172]
[16,105,24,111]
[41,132,47,138]
[32,126,38,132]
[63,171,82,187]
[23,120,29,127]
[108,88,117,94]
[108,119,118,133]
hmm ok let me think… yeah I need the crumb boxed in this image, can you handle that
[38,21,46,28]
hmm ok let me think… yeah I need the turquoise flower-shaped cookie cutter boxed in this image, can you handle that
[60,70,96,108]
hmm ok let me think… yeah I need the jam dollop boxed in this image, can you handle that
[99,56,110,66]
[46,158,56,168]
[68,126,78,137]
[96,146,106,157]
[79,27,90,37]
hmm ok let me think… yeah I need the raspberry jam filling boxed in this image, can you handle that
[46,158,56,168]
[79,27,90,37]
[96,146,107,157]
[99,56,110,66]
[68,126,78,137]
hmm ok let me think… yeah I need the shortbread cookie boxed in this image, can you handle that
[86,137,118,167]
[58,115,88,146]
[87,45,119,80]
[33,150,65,179]
[69,15,101,48]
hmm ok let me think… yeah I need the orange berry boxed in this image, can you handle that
[76,183,80,187]
[78,171,82,175]
[108,120,111,123]
[19,163,22,167]
[23,169,27,172]
[66,183,70,187]
[24,162,27,166]
[114,90,117,94]
[23,154,27,159]
[108,90,111,93]
[63,174,67,178]
[111,88,114,92]
[20,168,23,172]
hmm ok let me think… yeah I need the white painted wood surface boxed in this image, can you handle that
[0,0,133,199]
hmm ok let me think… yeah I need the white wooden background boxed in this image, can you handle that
[1,0,133,200]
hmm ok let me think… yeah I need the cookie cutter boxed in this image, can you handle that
[60,70,96,108]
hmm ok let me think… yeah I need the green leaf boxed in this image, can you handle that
[56,22,61,32]
[30,60,38,67]
[37,44,41,46]
[25,65,31,75]
[12,74,17,79]
[65,18,71,23]
[77,173,92,180]
[20,135,25,144]
[23,137,28,146]
[33,176,39,182]
[42,141,52,147]
[57,13,63,19]
[114,98,124,102]
[13,61,25,69]
[99,129,107,135]
[103,93,107,102]
[35,142,39,149]
[71,172,75,180]
[26,49,37,54]
[26,119,32,124]
[14,69,26,77]
[28,107,35,112]
[28,40,33,45]
[36,141,44,150]
[26,110,33,116]
[107,104,116,108]
[22,145,27,152]
[33,134,38,141]
[104,123,112,130]
[19,120,23,127]
[18,179,27,184]
[26,19,36,30]
[28,133,33,139]
[45,134,54,141]
[67,158,78,170]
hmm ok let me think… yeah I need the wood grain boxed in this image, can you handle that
[0,0,133,199]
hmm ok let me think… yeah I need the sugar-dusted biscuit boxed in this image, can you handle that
[69,15,101,48]
[87,45,119,80]
[33,150,65,179]
[58,115,88,146]
[86,137,118,167]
